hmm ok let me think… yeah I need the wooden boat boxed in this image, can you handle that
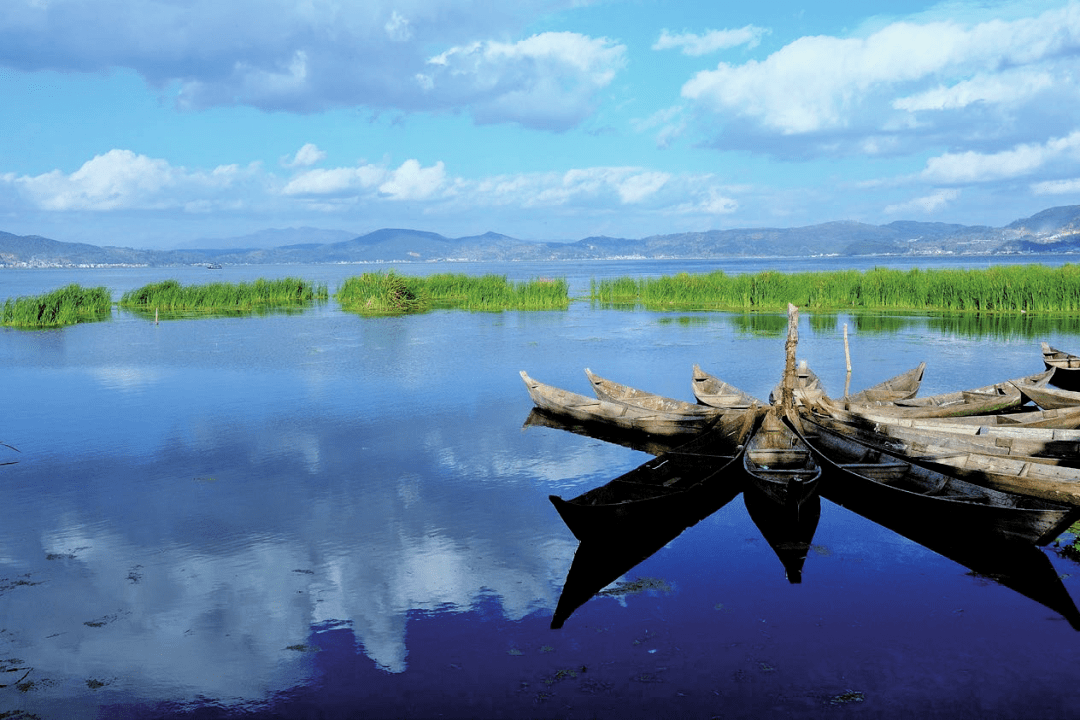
[691,364,763,409]
[843,362,926,405]
[793,412,1080,545]
[769,361,825,405]
[808,399,1080,464]
[520,370,721,436]
[585,368,720,417]
[914,450,1080,507]
[837,370,1053,418]
[742,409,821,507]
[1043,341,1080,371]
[547,407,761,542]
[829,397,1080,429]
[1011,380,1080,410]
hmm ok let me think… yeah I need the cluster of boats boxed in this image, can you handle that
[523,341,1080,627]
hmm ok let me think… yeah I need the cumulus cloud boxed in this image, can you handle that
[653,26,768,55]
[281,143,327,168]
[921,131,1080,184]
[680,4,1080,158]
[420,32,627,130]
[10,149,252,211]
[0,0,617,131]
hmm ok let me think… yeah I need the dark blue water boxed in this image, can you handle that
[2,258,1080,719]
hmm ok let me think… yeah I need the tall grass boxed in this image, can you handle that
[119,278,328,312]
[336,271,430,315]
[590,265,1080,313]
[2,284,112,328]
[336,271,569,314]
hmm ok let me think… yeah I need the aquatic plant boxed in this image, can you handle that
[590,264,1080,313]
[1,283,112,328]
[335,271,430,315]
[336,271,569,315]
[119,278,328,313]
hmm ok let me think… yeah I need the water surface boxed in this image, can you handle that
[3,258,1080,718]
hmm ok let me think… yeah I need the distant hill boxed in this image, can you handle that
[5,206,1080,268]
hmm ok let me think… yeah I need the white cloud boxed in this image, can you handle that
[281,143,327,168]
[0,1,614,130]
[10,149,249,211]
[885,188,961,215]
[379,159,446,200]
[1032,178,1080,195]
[921,131,1080,183]
[422,31,627,130]
[653,26,769,56]
[680,3,1080,142]
[282,165,387,196]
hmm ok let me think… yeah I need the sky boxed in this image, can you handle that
[3,0,1080,249]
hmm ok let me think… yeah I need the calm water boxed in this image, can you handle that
[3,257,1080,719]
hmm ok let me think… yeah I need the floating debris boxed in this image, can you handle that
[507,648,524,656]
[829,690,866,705]
[285,644,320,653]
[598,577,671,597]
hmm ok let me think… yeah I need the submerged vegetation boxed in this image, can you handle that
[119,278,328,313]
[335,271,569,314]
[590,265,1080,313]
[1,284,111,328]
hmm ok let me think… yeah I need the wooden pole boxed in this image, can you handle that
[843,322,851,397]
[781,303,799,413]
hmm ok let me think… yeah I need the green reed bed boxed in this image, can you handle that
[336,271,569,314]
[2,284,112,328]
[119,278,328,312]
[590,264,1080,313]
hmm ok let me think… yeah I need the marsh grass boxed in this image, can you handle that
[1,284,112,328]
[336,271,569,314]
[119,278,328,313]
[590,265,1080,313]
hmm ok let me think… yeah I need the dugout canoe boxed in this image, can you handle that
[585,368,721,417]
[1012,380,1080,411]
[792,412,1080,545]
[742,408,822,507]
[691,364,764,409]
[843,362,927,405]
[838,370,1053,418]
[520,370,721,436]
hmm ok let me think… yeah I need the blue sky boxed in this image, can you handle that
[2,0,1080,249]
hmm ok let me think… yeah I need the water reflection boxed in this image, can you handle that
[726,312,789,336]
[541,415,1080,630]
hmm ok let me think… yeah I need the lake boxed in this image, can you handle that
[3,256,1080,719]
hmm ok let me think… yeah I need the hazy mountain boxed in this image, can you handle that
[4,206,1080,268]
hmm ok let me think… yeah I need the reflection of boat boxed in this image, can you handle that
[818,478,1080,630]
[691,365,763,409]
[844,362,927,405]
[520,370,720,436]
[551,481,744,629]
[743,486,821,583]
[548,407,762,542]
[794,412,1080,546]
[849,370,1053,418]
[521,408,682,457]
[585,368,721,417]
[742,409,821,507]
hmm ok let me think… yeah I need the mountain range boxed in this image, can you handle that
[4,205,1080,268]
